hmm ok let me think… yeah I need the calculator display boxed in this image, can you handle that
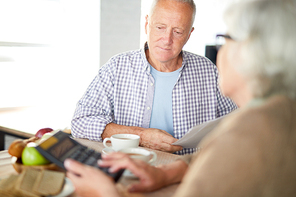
[49,137,76,158]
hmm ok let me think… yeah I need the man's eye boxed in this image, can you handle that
[174,30,183,35]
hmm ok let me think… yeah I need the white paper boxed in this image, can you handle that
[172,115,226,148]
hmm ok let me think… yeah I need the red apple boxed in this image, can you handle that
[35,128,53,138]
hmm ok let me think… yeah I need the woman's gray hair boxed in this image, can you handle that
[149,0,196,26]
[224,0,296,99]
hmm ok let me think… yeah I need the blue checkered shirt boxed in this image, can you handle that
[71,44,237,155]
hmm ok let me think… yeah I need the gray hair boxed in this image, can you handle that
[224,0,296,99]
[149,0,196,26]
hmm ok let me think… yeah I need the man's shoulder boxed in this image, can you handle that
[100,48,144,70]
[183,50,216,68]
[109,48,143,62]
[99,48,146,77]
[182,50,217,75]
[183,50,212,61]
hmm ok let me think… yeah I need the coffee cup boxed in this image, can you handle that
[119,148,157,164]
[103,134,140,151]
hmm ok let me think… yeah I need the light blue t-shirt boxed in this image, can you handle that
[149,65,181,137]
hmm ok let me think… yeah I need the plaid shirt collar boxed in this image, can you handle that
[141,42,187,74]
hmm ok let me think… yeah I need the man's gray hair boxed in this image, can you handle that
[224,0,296,99]
[149,0,196,26]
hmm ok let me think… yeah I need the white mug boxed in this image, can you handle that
[103,134,140,151]
[119,148,157,164]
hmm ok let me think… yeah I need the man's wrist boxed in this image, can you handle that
[102,123,145,141]
[137,127,145,145]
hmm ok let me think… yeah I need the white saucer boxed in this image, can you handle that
[102,147,115,155]
[50,177,74,197]
[123,170,138,179]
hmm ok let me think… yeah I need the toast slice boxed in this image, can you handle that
[0,174,20,197]
[33,169,65,196]
[15,169,40,197]
[0,169,65,197]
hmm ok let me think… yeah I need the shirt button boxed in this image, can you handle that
[147,107,151,110]
[150,83,153,86]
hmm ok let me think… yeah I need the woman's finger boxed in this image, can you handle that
[102,152,129,160]
[64,159,87,175]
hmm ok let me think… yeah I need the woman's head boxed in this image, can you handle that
[218,0,296,102]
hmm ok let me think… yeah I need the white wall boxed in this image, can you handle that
[100,0,141,66]
[0,0,100,111]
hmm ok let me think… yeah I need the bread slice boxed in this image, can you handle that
[33,170,65,196]
[0,174,20,197]
[15,169,40,197]
[0,169,65,197]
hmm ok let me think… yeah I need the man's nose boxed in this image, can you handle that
[162,29,173,45]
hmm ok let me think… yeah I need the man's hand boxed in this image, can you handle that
[64,159,120,197]
[102,123,183,153]
[139,128,183,153]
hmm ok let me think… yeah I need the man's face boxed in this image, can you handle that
[145,0,194,64]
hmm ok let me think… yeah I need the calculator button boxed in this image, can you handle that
[84,157,97,166]
[78,153,89,162]
[87,149,95,155]
[69,151,81,160]
[92,153,102,160]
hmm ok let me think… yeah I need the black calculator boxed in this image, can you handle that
[35,131,124,182]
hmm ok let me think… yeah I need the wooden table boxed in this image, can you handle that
[0,139,181,197]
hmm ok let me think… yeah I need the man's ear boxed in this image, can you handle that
[187,27,194,41]
[145,15,149,35]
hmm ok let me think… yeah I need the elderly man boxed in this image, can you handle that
[71,0,237,155]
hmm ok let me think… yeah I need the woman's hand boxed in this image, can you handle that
[99,152,186,193]
[64,159,120,197]
[64,152,188,196]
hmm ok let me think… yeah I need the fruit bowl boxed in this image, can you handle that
[11,156,63,173]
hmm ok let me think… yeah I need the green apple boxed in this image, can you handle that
[22,145,50,165]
